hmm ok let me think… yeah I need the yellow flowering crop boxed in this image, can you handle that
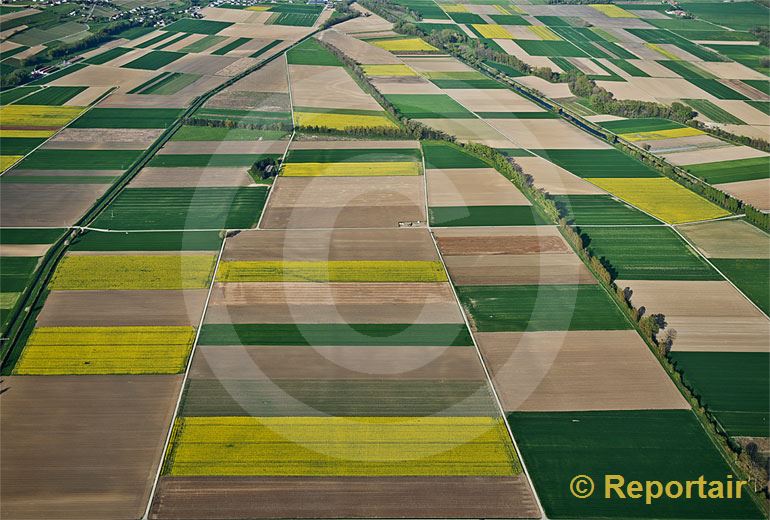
[590,4,638,18]
[245,5,271,10]
[294,111,398,130]
[1,155,22,172]
[528,25,561,41]
[216,260,448,282]
[0,105,83,128]
[371,38,438,52]
[361,64,418,76]
[619,127,704,142]
[439,3,468,12]
[1,129,57,138]
[282,161,419,177]
[471,24,513,39]
[645,43,680,60]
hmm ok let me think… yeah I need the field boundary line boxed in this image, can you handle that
[141,232,228,520]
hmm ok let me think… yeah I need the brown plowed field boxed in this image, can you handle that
[427,168,531,207]
[1,184,110,227]
[443,254,595,285]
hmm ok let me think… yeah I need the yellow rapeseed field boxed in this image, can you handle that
[439,3,468,12]
[1,129,57,138]
[590,4,638,18]
[528,25,561,41]
[361,64,418,77]
[166,416,520,477]
[216,260,448,282]
[245,5,271,10]
[586,177,731,224]
[294,111,399,131]
[472,24,513,39]
[371,38,438,52]
[620,127,704,142]
[0,105,83,128]
[282,161,419,177]
[494,5,511,14]
[1,155,22,172]
[13,326,195,375]
[49,254,216,290]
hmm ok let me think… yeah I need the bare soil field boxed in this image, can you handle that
[719,124,770,141]
[131,167,254,188]
[160,141,286,155]
[0,244,50,256]
[427,168,531,206]
[620,279,770,352]
[218,23,311,40]
[150,476,540,519]
[697,61,768,81]
[486,119,611,149]
[723,79,770,101]
[37,289,208,326]
[49,128,163,149]
[199,6,263,23]
[662,145,767,166]
[339,5,393,33]
[205,90,289,111]
[319,29,401,64]
[1,375,182,520]
[223,228,438,261]
[370,76,443,94]
[715,178,770,211]
[401,57,474,73]
[434,226,569,255]
[290,140,419,150]
[516,156,606,195]
[443,254,595,285]
[677,219,770,259]
[191,345,483,381]
[63,86,113,106]
[418,118,512,147]
[445,89,543,113]
[289,64,384,111]
[224,57,288,93]
[98,93,193,109]
[50,65,157,90]
[639,134,724,154]
[0,184,109,227]
[477,330,689,411]
[261,206,427,229]
[164,54,239,76]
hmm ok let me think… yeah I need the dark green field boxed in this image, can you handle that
[211,37,251,55]
[384,94,475,119]
[686,157,770,184]
[516,39,588,57]
[599,118,684,134]
[580,226,720,281]
[121,50,186,71]
[687,78,749,101]
[148,153,278,168]
[84,46,132,65]
[136,32,176,49]
[198,323,474,346]
[456,284,630,332]
[684,99,746,125]
[164,18,232,34]
[508,410,763,519]
[179,35,227,53]
[17,86,87,105]
[532,149,661,178]
[69,230,223,251]
[171,126,287,141]
[91,187,267,230]
[430,78,505,89]
[430,206,549,227]
[0,86,40,105]
[250,39,282,58]
[422,141,489,169]
[0,257,40,292]
[447,12,484,24]
[138,73,200,96]
[554,195,661,225]
[286,148,421,163]
[286,38,343,66]
[71,108,183,128]
[16,149,143,170]
[154,33,192,51]
[0,228,65,244]
[0,137,46,155]
[672,352,769,437]
[711,258,769,315]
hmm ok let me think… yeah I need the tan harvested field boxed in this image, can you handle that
[205,89,289,111]
[37,289,208,326]
[63,86,113,106]
[1,375,182,520]
[677,219,770,259]
[205,282,463,324]
[443,254,595,285]
[487,119,612,149]
[715,178,770,211]
[191,345,483,380]
[638,134,724,154]
[0,184,109,227]
[493,41,565,74]
[261,176,425,228]
[662,145,768,166]
[218,23,311,40]
[718,124,770,141]
[427,168,530,206]
[289,64,384,111]
[160,141,286,155]
[225,57,288,93]
[697,61,768,81]
[418,118,512,147]
[131,167,254,188]
[446,89,544,113]
[625,59,681,78]
[290,139,418,150]
[0,244,50,256]
[98,93,192,109]
[341,5,392,32]
[222,228,438,261]
[370,76,443,94]
[401,57,474,73]
[319,29,401,64]
[516,156,606,195]
[45,128,163,150]
[150,476,540,519]
[594,80,657,103]
[199,6,263,23]
[620,279,770,352]
[433,226,568,255]
[723,79,770,101]
[164,54,239,76]
[475,330,689,411]
[49,64,157,90]
[513,76,573,98]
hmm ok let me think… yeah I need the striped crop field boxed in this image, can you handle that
[472,24,513,39]
[0,105,83,128]
[371,38,438,52]
[619,127,704,142]
[528,26,561,41]
[590,4,638,18]
[13,326,195,375]
[586,177,730,224]
[165,416,520,477]
[361,64,417,76]
[282,162,420,177]
[216,260,448,282]
[49,254,216,290]
[294,111,398,130]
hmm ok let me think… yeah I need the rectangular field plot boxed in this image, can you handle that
[430,206,549,227]
[532,149,660,178]
[121,50,186,70]
[286,38,343,66]
[422,141,489,169]
[554,195,661,225]
[282,162,419,177]
[216,260,448,282]
[15,86,87,105]
[0,104,83,128]
[164,416,520,476]
[457,284,630,332]
[15,149,142,170]
[294,110,398,131]
[672,352,768,437]
[711,258,769,315]
[165,18,233,34]
[384,94,475,119]
[91,187,267,230]
[71,108,182,128]
[676,219,770,260]
[49,254,216,290]
[508,410,762,519]
[69,230,223,251]
[686,156,770,184]
[285,147,421,163]
[13,326,195,375]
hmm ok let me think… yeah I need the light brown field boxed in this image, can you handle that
[475,330,689,411]
[487,119,612,149]
[318,29,401,64]
[662,145,767,166]
[63,86,112,106]
[418,119,512,147]
[164,54,238,76]
[715,178,770,211]
[150,476,540,519]
[0,244,50,256]
[46,128,163,149]
[370,76,443,94]
[37,289,208,326]
[223,228,438,261]
[516,156,606,195]
[718,124,770,141]
[697,61,768,81]
[625,59,681,78]
[339,5,393,33]
[699,98,770,125]
[0,184,109,227]
[205,89,289,111]
[204,282,463,324]
[443,254,594,285]
[225,56,288,93]
[677,219,770,259]
[1,375,182,520]
[199,6,263,23]
[620,279,769,352]
[445,89,544,113]
[290,139,418,150]
[160,140,286,155]
[131,167,254,188]
[723,79,770,101]
[427,168,531,206]
[637,134,724,154]
[49,64,157,90]
[218,23,311,40]
[401,57,474,73]
[433,225,567,252]
[289,64,384,111]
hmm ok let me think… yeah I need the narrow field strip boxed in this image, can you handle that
[216,260,448,282]
[282,162,420,177]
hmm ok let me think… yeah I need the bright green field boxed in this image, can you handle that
[508,410,763,519]
[430,206,549,227]
[516,39,588,57]
[121,50,186,71]
[179,35,227,53]
[84,46,132,65]
[91,187,267,230]
[16,149,142,170]
[672,352,769,437]
[554,195,661,225]
[0,257,40,292]
[198,323,474,346]
[0,228,65,244]
[17,86,87,105]
[532,149,661,178]
[165,18,233,34]
[171,126,288,141]
[683,99,745,125]
[69,230,223,251]
[148,153,278,168]
[599,118,684,134]
[286,148,421,163]
[422,141,489,168]
[686,157,770,184]
[687,78,748,101]
[457,284,630,332]
[711,258,769,315]
[286,38,343,66]
[384,94,475,119]
[580,226,720,280]
[680,2,770,31]
[71,108,182,128]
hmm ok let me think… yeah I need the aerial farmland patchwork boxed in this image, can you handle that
[0,0,768,519]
